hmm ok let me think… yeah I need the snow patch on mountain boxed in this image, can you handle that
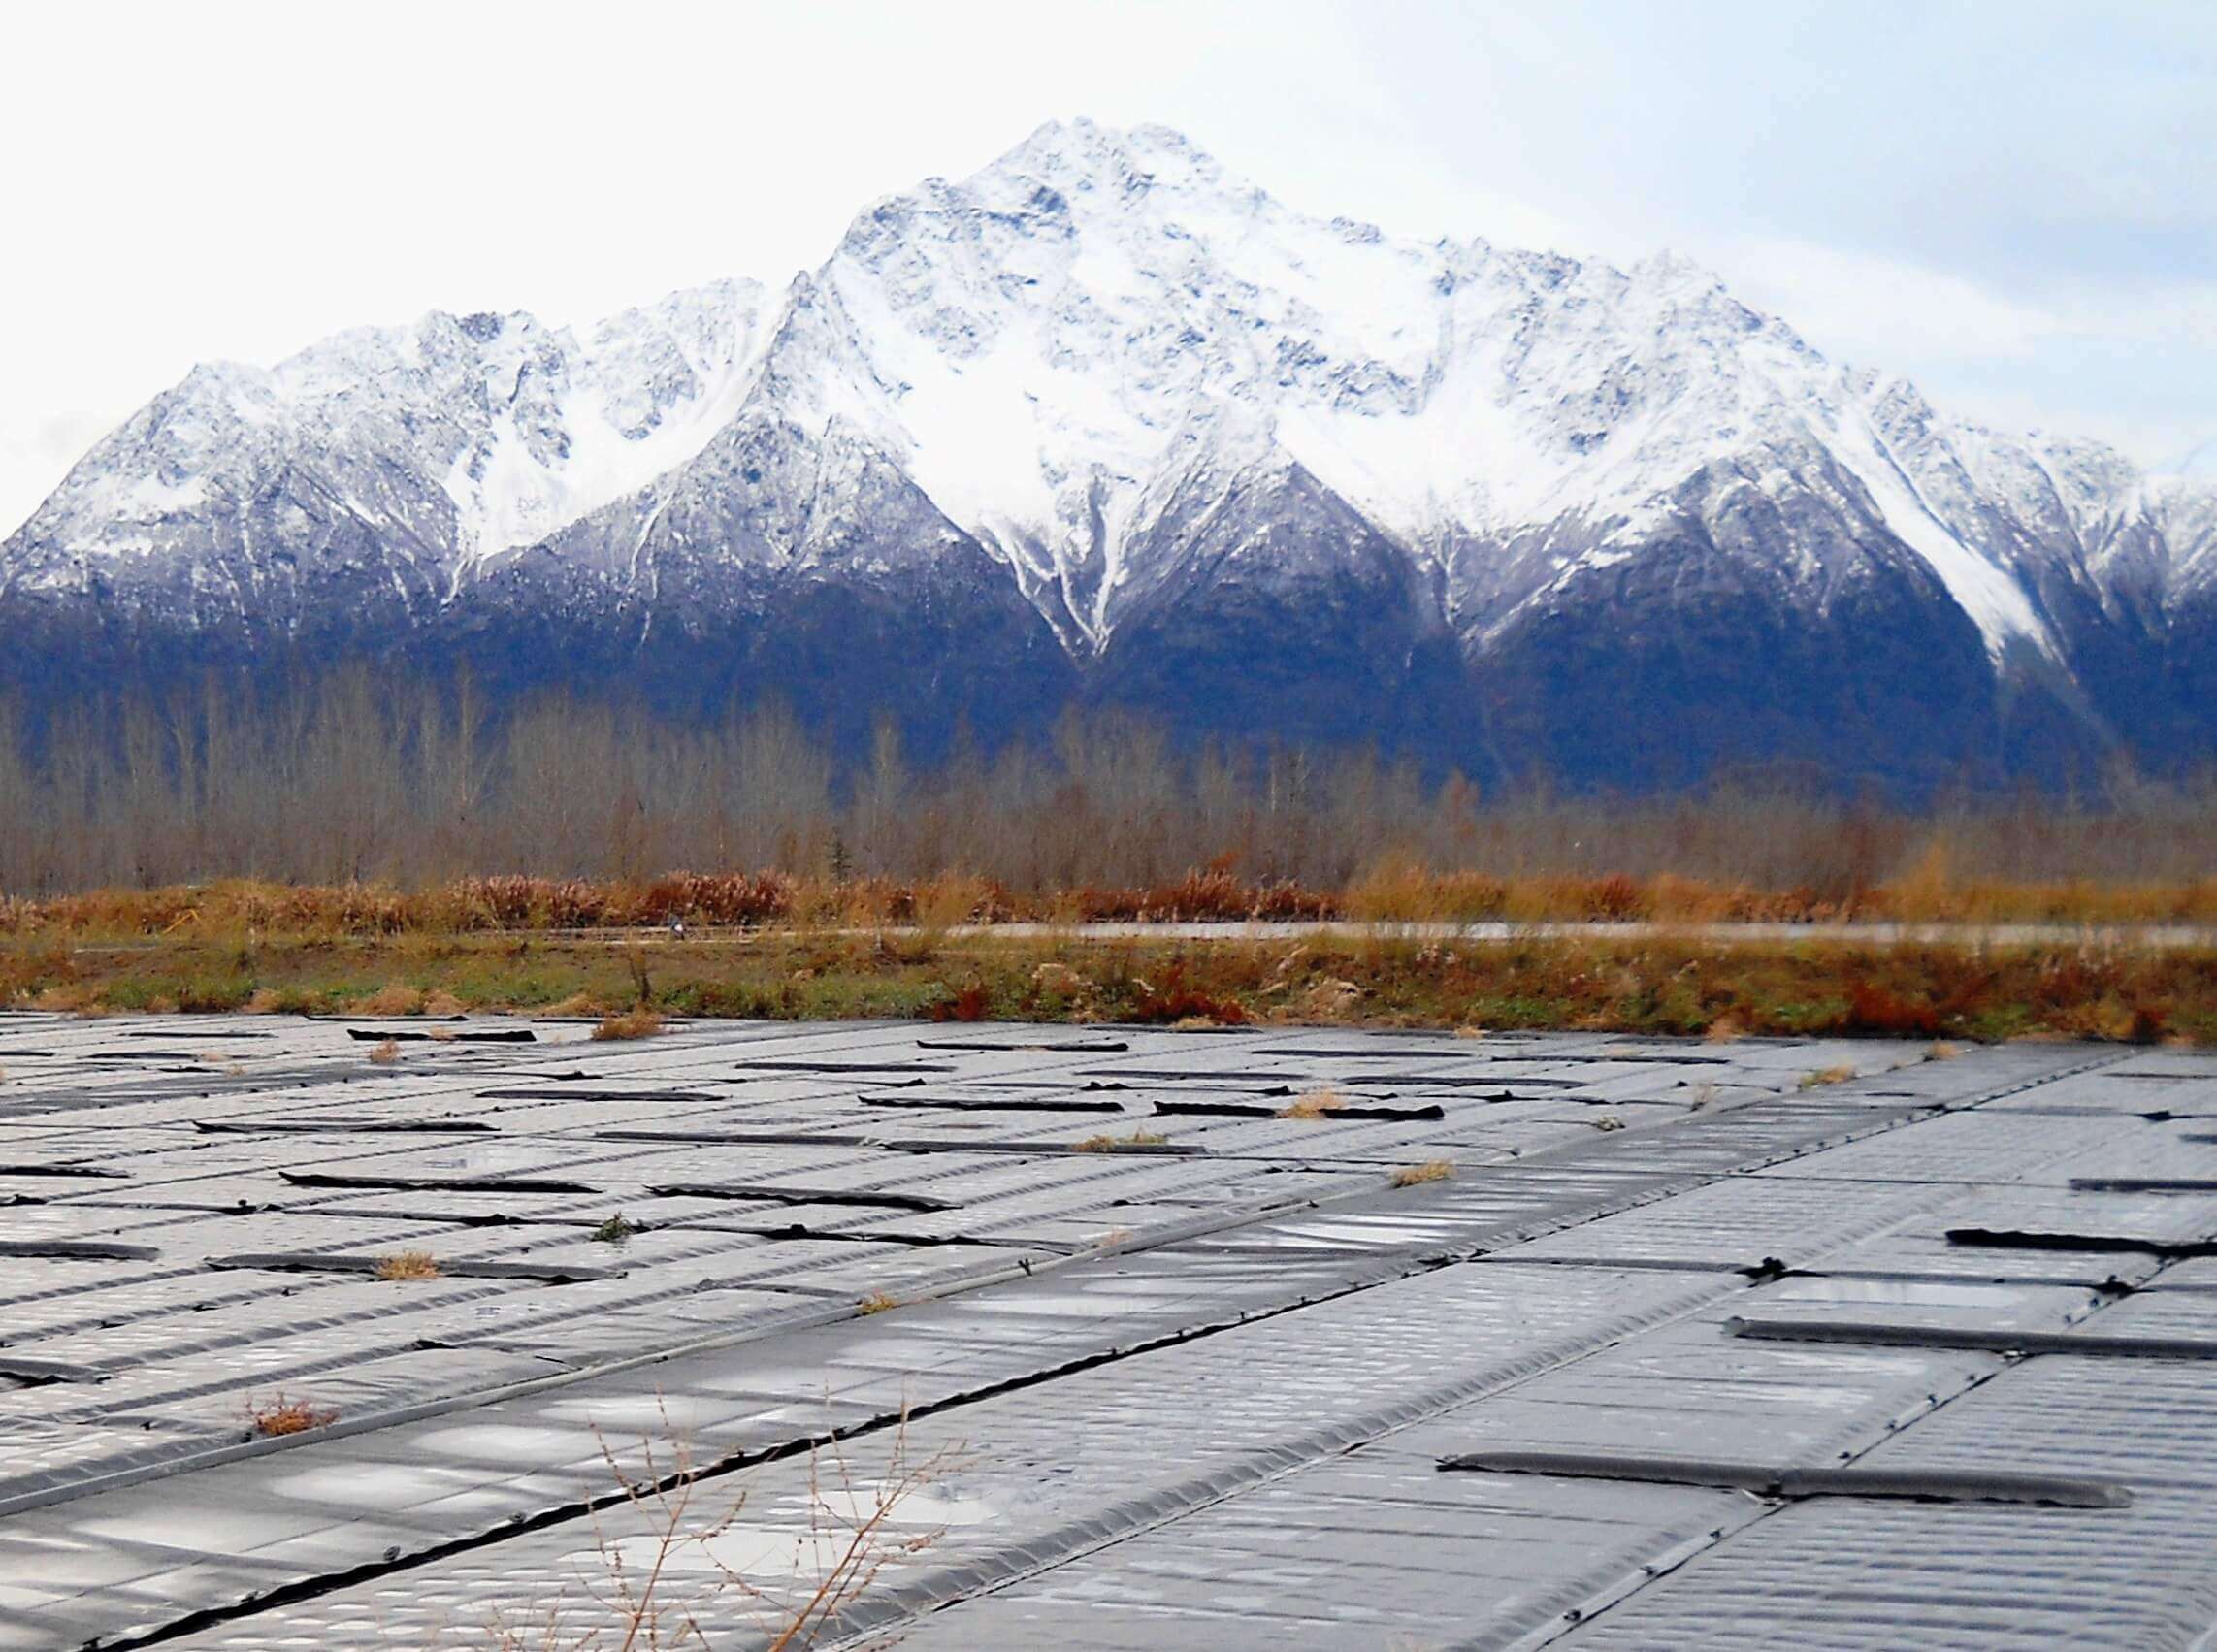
[778,119,2084,662]
[435,283,771,572]
[2,280,771,605]
[5,114,2210,710]
[1826,403,2059,660]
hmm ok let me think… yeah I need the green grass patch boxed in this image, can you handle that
[4,930,2212,1047]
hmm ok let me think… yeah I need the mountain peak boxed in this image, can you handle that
[975,117,1240,208]
[7,119,2214,794]
[1627,247,1724,294]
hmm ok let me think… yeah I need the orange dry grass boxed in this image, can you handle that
[6,866,2217,943]
[354,982,425,1017]
[373,1249,441,1281]
[1390,1160,1454,1188]
[590,1007,665,1041]
[1071,1129,1171,1152]
[1279,1087,1348,1119]
[247,1394,339,1437]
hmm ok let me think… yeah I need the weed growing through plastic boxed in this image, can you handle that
[1071,1129,1170,1152]
[247,1394,339,1437]
[489,1398,961,1651]
[1279,1088,1347,1119]
[592,1007,665,1041]
[1390,1160,1454,1188]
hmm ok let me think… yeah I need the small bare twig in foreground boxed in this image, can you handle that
[490,1397,963,1650]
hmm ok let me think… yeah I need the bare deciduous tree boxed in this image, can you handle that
[4,672,2215,900]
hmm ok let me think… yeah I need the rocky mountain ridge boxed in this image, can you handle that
[7,118,2211,793]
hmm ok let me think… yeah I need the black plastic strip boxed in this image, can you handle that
[1788,1265,2137,1292]
[2070,1178,2217,1194]
[475,1088,724,1103]
[1724,1314,2217,1360]
[877,1139,1209,1156]
[206,1252,622,1283]
[122,1030,276,1040]
[0,1239,160,1260]
[596,1128,869,1148]
[731,1059,956,1074]
[193,1118,496,1136]
[676,1220,1014,1249]
[1948,1225,2217,1258]
[279,1171,599,1194]
[1153,1098,1449,1121]
[858,1093,1128,1114]
[1349,1074,1581,1089]
[914,1039,1129,1053]
[1478,1254,1786,1279]
[1436,1448,2128,1507]
[645,1182,954,1213]
[0,1354,113,1384]
[1077,1069,1309,1084]
[346,1027,537,1043]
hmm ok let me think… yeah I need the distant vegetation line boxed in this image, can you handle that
[6,931,2213,1046]
[2,669,2214,912]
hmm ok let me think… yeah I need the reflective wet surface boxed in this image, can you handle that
[2,1014,2212,1646]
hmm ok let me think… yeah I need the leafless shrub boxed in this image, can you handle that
[491,1400,960,1651]
[10,676,2217,934]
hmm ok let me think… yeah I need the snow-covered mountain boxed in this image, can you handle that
[6,119,2212,792]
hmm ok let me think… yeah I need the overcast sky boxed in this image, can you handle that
[4,0,2210,530]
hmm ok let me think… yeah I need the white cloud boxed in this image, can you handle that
[1711,237,2062,367]
[0,411,125,539]
[0,0,2205,527]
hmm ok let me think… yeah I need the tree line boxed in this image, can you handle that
[2,669,2212,898]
